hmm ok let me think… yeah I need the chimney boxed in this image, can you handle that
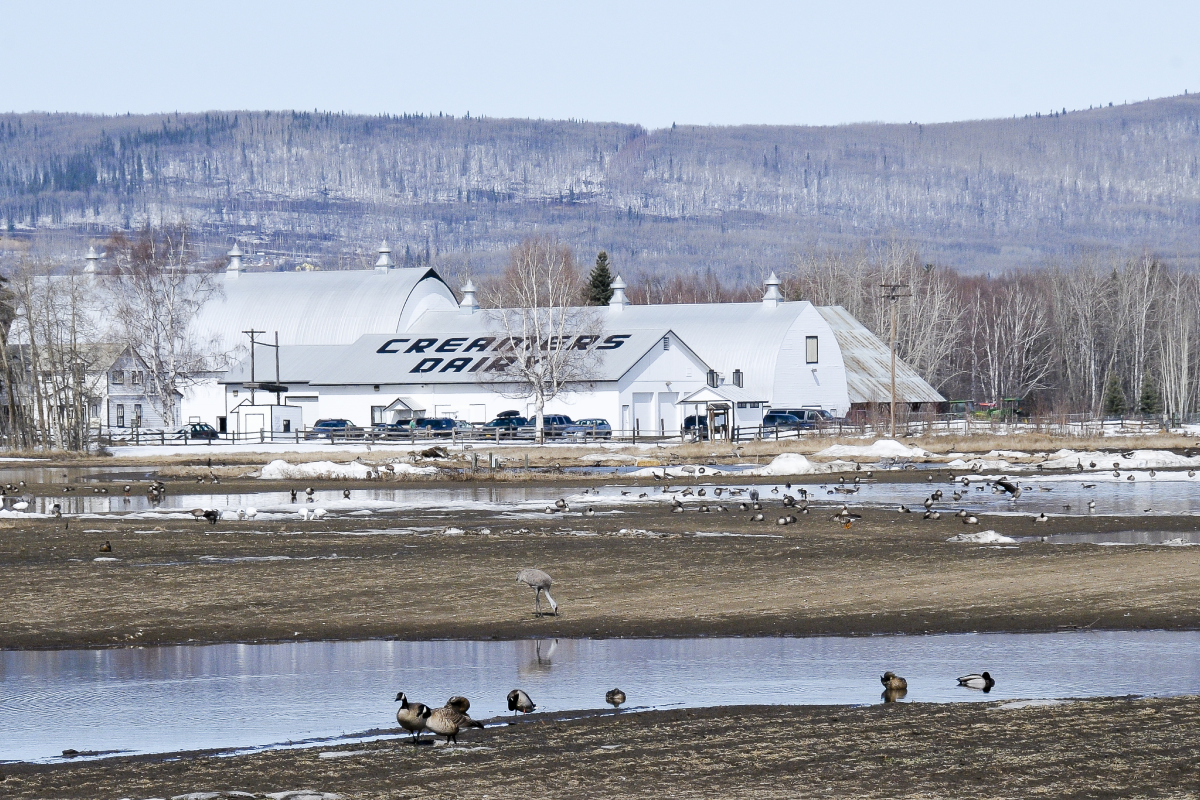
[608,275,630,310]
[459,279,479,314]
[762,271,783,308]
[225,243,244,280]
[83,245,100,275]
[375,240,395,272]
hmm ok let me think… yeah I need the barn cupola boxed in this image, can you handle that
[608,275,630,311]
[459,279,479,314]
[83,246,100,275]
[374,240,395,272]
[762,272,783,308]
[225,243,244,280]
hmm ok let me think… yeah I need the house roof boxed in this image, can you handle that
[680,385,767,405]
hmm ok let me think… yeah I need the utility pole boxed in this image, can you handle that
[880,283,911,438]
[242,329,265,405]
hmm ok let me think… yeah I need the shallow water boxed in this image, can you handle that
[3,630,1198,763]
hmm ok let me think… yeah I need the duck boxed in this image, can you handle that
[394,692,432,744]
[425,705,484,744]
[880,671,907,690]
[605,688,626,708]
[957,671,995,691]
[99,541,112,553]
[507,689,535,714]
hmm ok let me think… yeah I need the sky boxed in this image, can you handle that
[3,1,1199,129]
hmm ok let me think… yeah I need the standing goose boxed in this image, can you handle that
[446,696,471,714]
[507,689,535,714]
[425,705,484,745]
[605,688,626,709]
[957,671,995,691]
[394,692,432,744]
[516,568,558,616]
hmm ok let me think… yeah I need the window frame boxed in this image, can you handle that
[805,336,819,364]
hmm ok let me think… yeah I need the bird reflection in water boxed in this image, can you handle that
[517,638,560,678]
[881,687,908,703]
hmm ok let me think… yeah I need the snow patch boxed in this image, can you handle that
[815,439,930,460]
[259,460,437,480]
[1039,449,1200,471]
[741,453,858,476]
[946,530,1016,544]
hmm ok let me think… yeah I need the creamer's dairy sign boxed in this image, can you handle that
[374,334,631,374]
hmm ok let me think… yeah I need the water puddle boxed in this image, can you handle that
[3,630,1198,763]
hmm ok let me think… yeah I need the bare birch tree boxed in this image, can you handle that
[479,238,603,443]
[108,226,221,429]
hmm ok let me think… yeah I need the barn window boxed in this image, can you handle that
[806,336,819,364]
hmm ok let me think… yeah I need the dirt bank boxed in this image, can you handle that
[4,696,1196,799]
[3,484,1198,649]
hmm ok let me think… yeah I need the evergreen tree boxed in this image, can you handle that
[586,251,614,305]
[1102,373,1127,418]
[1138,374,1162,417]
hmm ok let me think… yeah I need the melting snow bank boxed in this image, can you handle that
[946,530,1016,544]
[814,439,931,460]
[259,460,439,480]
[1038,449,1200,471]
[743,454,858,476]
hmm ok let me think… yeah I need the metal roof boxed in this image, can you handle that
[303,325,690,385]
[815,306,944,404]
[192,268,458,355]
[222,345,344,384]
[680,385,767,404]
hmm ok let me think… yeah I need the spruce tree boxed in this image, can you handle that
[1102,373,1127,418]
[586,251,614,305]
[1138,374,1162,417]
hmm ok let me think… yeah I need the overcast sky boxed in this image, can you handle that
[3,1,1197,129]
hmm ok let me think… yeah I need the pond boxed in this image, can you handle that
[3,630,1198,763]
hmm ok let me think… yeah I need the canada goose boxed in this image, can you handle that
[343,489,351,499]
[11,500,28,511]
[777,516,791,525]
[751,513,765,521]
[606,688,626,708]
[749,489,760,502]
[1087,500,1096,510]
[446,695,471,713]
[555,498,567,509]
[995,478,1022,498]
[957,671,995,691]
[211,477,220,485]
[1190,471,1196,478]
[962,515,979,525]
[926,511,942,520]
[1113,471,1120,478]
[516,568,558,616]
[1127,474,1135,481]
[1082,483,1096,489]
[880,671,908,690]
[923,497,934,510]
[50,503,61,518]
[1149,470,1156,478]
[306,487,314,497]
[99,541,112,553]
[195,475,204,484]
[245,507,258,519]
[1034,512,1049,523]
[290,489,298,502]
[190,508,206,520]
[714,487,724,496]
[1089,461,1096,468]
[898,505,911,513]
[425,705,483,744]
[203,509,219,525]
[507,689,535,713]
[584,507,595,517]
[394,692,432,744]
[123,485,131,495]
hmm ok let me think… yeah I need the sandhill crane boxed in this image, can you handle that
[516,568,558,616]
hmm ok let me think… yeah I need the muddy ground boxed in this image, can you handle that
[4,696,1197,799]
[2,471,1199,649]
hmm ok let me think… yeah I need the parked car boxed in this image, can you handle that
[682,415,709,439]
[518,414,574,438]
[413,417,459,437]
[563,418,612,439]
[305,418,363,439]
[173,422,220,440]
[769,407,849,426]
[369,421,409,438]
[482,415,528,438]
[762,412,806,431]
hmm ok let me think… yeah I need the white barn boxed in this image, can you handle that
[198,244,943,434]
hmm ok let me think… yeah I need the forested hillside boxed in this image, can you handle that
[3,95,1200,279]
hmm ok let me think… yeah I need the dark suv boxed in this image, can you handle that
[482,416,528,438]
[414,417,458,437]
[519,414,574,438]
[762,412,806,430]
[769,408,849,427]
[305,418,362,439]
[683,415,709,439]
[174,422,220,440]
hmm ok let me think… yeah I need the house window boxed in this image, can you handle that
[706,370,719,388]
[371,406,385,424]
[282,419,291,433]
[133,404,142,426]
[132,371,143,386]
[116,404,125,427]
[111,370,124,385]
[732,369,743,388]
[806,336,819,364]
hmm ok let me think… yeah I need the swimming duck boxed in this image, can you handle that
[606,688,626,708]
[957,671,995,691]
[507,688,535,714]
[394,692,432,744]
[880,671,908,690]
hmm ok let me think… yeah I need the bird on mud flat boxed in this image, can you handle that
[957,672,995,691]
[446,696,471,714]
[343,489,351,499]
[516,568,558,616]
[751,513,765,521]
[507,689,536,714]
[880,671,908,690]
[898,505,911,513]
[395,692,432,744]
[962,515,979,525]
[290,489,298,502]
[99,541,112,553]
[425,705,484,745]
[1034,512,1050,523]
[584,507,595,517]
[606,688,627,709]
[203,509,220,525]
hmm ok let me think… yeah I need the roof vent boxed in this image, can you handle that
[762,272,782,307]
[375,240,395,272]
[609,275,630,310]
[459,279,479,315]
[83,245,100,275]
[225,243,244,280]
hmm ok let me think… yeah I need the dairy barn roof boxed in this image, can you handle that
[816,306,945,404]
[191,267,458,356]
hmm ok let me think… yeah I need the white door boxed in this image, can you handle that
[658,392,679,434]
[621,405,630,434]
[633,392,654,434]
[244,413,265,433]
